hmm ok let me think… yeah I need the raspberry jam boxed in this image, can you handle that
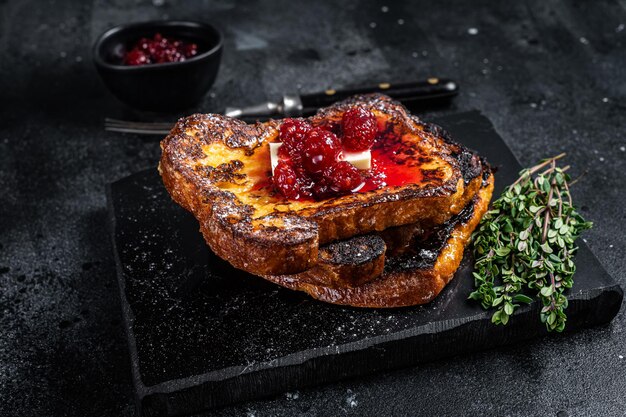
[360,144,423,192]
[123,33,199,66]
[271,108,421,200]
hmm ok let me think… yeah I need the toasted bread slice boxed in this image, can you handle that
[262,171,494,307]
[159,94,483,275]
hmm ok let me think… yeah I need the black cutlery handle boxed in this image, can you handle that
[300,78,458,109]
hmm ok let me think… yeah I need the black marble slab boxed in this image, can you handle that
[107,111,622,416]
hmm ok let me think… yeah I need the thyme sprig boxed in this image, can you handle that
[469,154,592,332]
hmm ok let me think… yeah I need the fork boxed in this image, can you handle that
[104,118,174,135]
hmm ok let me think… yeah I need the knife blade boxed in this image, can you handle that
[225,78,458,119]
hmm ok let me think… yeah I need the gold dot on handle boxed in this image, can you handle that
[378,83,391,89]
[427,77,439,84]
[325,89,336,95]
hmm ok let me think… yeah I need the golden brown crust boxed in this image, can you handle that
[159,94,484,275]
[263,173,494,307]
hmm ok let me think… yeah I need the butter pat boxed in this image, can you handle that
[269,143,282,173]
[269,142,371,174]
[341,150,372,170]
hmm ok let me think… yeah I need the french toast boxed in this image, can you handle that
[262,170,494,307]
[159,94,484,276]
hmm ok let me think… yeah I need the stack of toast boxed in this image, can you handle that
[159,94,494,308]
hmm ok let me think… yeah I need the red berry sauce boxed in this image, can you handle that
[360,147,422,192]
[271,107,421,200]
[123,33,199,66]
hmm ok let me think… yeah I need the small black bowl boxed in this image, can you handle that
[93,21,222,112]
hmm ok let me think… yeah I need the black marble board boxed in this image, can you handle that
[107,111,623,417]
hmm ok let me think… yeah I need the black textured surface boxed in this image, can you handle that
[386,199,476,271]
[322,235,386,266]
[108,112,622,416]
[1,1,625,416]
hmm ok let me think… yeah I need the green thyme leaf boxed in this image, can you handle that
[540,286,554,297]
[513,294,533,304]
[504,302,514,315]
[469,154,592,332]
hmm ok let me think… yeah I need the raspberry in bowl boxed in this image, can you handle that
[93,21,222,112]
[123,33,199,66]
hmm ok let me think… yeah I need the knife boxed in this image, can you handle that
[104,78,458,135]
[225,78,458,118]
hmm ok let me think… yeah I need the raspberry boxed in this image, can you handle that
[279,118,311,158]
[183,43,198,57]
[341,107,378,151]
[302,128,341,175]
[274,161,314,199]
[273,161,301,199]
[124,49,149,65]
[312,177,333,199]
[279,118,310,142]
[277,144,294,161]
[324,161,363,193]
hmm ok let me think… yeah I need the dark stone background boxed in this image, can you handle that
[0,1,624,416]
